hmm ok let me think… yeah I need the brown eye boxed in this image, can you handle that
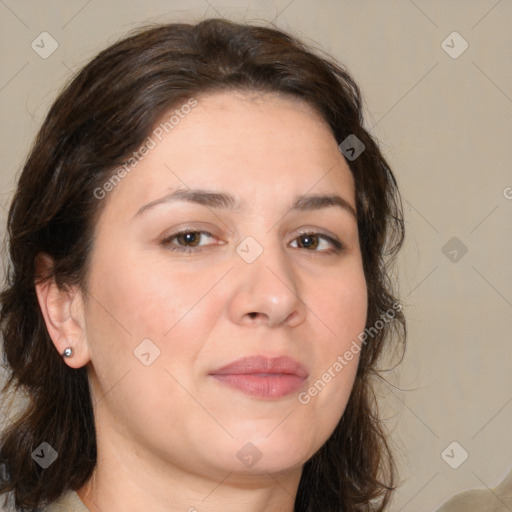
[290,232,343,253]
[296,234,319,250]
[161,230,216,253]
[176,231,201,247]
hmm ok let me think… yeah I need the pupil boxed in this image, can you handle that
[182,232,197,245]
[302,235,315,248]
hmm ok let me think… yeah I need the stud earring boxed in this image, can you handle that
[62,347,73,358]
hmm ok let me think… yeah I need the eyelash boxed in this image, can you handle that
[161,229,344,254]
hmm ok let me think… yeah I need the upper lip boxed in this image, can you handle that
[210,355,308,378]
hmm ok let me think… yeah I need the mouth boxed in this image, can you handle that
[209,355,308,399]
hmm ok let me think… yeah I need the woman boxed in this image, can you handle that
[0,18,406,511]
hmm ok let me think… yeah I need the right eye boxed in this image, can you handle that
[161,230,219,253]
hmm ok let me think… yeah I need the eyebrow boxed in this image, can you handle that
[133,187,357,220]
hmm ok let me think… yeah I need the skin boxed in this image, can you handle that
[35,90,368,512]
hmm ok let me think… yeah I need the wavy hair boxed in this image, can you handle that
[0,18,406,511]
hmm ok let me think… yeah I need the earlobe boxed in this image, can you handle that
[34,252,90,368]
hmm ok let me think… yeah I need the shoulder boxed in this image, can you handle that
[434,468,512,511]
[44,490,89,512]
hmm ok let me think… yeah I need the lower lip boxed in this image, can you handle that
[211,374,305,398]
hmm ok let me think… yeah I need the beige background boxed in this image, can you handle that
[1,1,511,511]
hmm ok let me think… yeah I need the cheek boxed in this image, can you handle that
[316,268,368,345]
[83,251,224,428]
[303,266,367,403]
[89,248,206,331]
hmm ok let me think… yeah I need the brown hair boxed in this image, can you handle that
[0,18,406,511]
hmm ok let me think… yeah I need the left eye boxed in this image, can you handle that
[290,233,342,252]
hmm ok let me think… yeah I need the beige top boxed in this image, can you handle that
[45,490,89,512]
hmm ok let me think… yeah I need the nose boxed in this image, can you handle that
[226,237,307,328]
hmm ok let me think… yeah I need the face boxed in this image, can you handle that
[79,90,367,481]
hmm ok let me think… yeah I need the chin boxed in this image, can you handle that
[211,433,318,476]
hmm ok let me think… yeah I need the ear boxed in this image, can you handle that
[34,252,90,369]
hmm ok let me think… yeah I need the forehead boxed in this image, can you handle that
[97,90,355,221]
